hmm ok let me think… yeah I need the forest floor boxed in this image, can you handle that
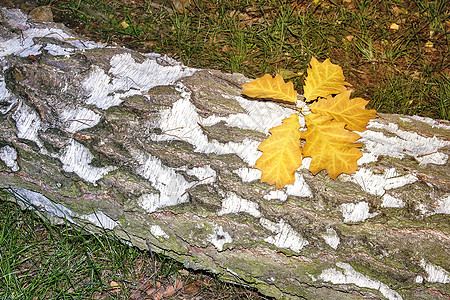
[3,0,450,119]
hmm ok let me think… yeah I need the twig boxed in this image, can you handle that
[18,32,66,56]
[146,238,156,275]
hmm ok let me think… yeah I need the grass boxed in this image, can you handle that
[29,0,449,120]
[1,0,449,298]
[0,189,267,299]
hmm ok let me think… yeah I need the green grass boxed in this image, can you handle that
[35,0,449,119]
[1,0,449,298]
[0,189,146,299]
[0,189,266,299]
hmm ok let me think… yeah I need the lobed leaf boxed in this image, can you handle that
[309,90,377,131]
[242,74,297,103]
[244,56,376,184]
[303,57,350,101]
[254,114,302,189]
[302,113,362,179]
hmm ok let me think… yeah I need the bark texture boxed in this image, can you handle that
[1,7,449,300]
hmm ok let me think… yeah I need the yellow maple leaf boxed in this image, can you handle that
[309,90,377,131]
[303,57,350,101]
[302,113,362,179]
[254,114,302,189]
[242,73,297,103]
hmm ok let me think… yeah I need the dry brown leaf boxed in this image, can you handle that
[175,280,185,290]
[179,269,190,276]
[136,279,156,296]
[184,280,202,294]
[130,290,145,300]
[110,281,120,292]
[145,287,156,296]
[164,285,176,297]
[153,289,164,300]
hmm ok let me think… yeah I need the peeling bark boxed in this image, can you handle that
[1,7,449,300]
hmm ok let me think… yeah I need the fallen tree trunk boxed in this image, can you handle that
[1,7,449,300]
